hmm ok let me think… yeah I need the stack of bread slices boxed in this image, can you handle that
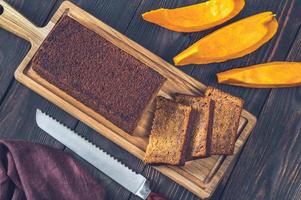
[144,87,244,166]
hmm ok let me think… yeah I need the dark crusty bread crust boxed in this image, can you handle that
[205,87,244,155]
[31,15,166,134]
[175,94,214,159]
[144,97,192,166]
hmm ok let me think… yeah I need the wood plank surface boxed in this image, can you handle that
[0,31,29,101]
[124,2,204,199]
[124,0,201,75]
[0,0,72,147]
[65,123,145,200]
[190,0,301,116]
[0,0,300,200]
[5,0,255,198]
[219,28,301,200]
[49,0,142,32]
[56,1,146,199]
[123,0,301,199]
[0,1,145,199]
[210,1,301,198]
[24,0,147,199]
[0,0,56,102]
[0,82,77,147]
[51,1,146,199]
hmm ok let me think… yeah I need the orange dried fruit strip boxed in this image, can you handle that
[142,0,245,33]
[217,62,301,88]
[174,12,278,66]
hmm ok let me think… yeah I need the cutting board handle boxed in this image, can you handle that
[0,0,46,44]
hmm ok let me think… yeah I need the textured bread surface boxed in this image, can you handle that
[175,94,214,159]
[144,97,192,165]
[205,87,244,155]
[31,15,166,133]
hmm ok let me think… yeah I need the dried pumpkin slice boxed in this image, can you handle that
[217,62,301,88]
[142,0,245,32]
[174,12,278,66]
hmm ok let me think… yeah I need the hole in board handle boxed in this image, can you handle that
[0,5,3,15]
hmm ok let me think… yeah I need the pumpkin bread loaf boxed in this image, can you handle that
[205,87,244,155]
[175,94,214,159]
[31,15,166,134]
[144,97,192,165]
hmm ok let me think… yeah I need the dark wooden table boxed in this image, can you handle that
[0,0,301,199]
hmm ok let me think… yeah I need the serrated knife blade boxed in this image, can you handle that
[35,109,151,199]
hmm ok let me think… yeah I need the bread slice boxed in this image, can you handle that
[144,97,192,165]
[175,94,214,159]
[205,87,244,155]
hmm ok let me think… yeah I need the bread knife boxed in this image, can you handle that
[35,109,165,200]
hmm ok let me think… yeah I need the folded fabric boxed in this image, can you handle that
[0,139,105,200]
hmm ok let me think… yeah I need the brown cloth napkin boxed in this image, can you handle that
[0,139,105,200]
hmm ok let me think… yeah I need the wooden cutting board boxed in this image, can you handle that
[0,1,256,198]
